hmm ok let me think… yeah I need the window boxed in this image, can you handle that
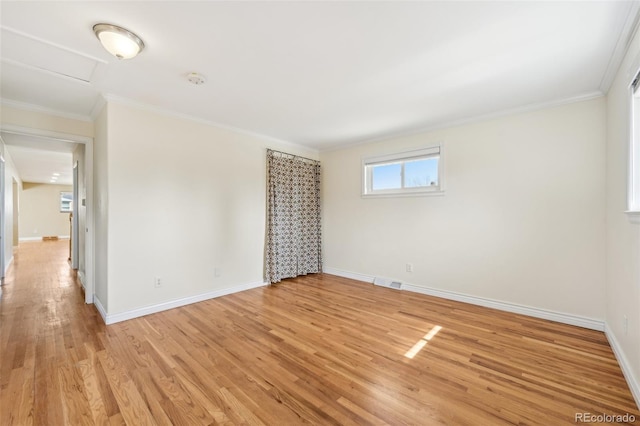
[60,191,73,213]
[363,145,443,197]
[628,69,640,222]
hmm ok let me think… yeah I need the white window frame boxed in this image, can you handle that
[362,144,444,197]
[627,65,640,224]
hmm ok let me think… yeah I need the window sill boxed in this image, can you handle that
[625,210,640,224]
[362,190,445,199]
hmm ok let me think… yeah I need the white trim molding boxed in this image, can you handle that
[402,283,604,331]
[320,92,604,153]
[323,267,375,284]
[19,236,70,242]
[0,98,93,123]
[100,94,308,150]
[323,267,604,331]
[94,296,107,323]
[98,280,268,325]
[605,323,640,409]
[0,124,93,144]
[4,255,13,276]
[599,1,640,92]
[625,210,640,224]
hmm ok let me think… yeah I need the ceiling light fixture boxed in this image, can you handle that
[93,23,144,60]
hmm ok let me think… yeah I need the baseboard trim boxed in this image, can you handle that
[19,236,70,242]
[605,323,640,410]
[323,267,374,284]
[78,271,86,289]
[4,255,14,276]
[94,296,107,323]
[323,267,604,331]
[404,283,604,331]
[102,280,268,325]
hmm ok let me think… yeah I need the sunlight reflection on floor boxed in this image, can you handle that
[404,325,442,359]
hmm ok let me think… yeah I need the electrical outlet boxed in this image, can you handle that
[406,263,413,273]
[214,267,221,278]
[624,315,628,335]
[154,277,162,288]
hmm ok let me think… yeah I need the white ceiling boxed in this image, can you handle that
[0,1,639,181]
[1,132,75,185]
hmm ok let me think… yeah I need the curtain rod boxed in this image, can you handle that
[267,149,319,164]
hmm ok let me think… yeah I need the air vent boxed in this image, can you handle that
[373,277,403,290]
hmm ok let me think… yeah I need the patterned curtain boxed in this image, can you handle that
[266,149,322,283]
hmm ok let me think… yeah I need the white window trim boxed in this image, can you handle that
[626,59,640,224]
[625,210,640,224]
[362,144,444,198]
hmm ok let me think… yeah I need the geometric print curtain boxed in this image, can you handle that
[265,149,322,284]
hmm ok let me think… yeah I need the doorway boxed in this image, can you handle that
[71,161,79,269]
[0,125,94,304]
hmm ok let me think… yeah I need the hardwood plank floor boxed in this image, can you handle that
[1,241,638,425]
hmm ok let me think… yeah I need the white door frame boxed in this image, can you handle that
[0,154,5,279]
[71,161,79,269]
[0,125,95,304]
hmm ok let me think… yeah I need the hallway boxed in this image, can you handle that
[0,240,104,424]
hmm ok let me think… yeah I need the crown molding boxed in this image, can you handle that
[0,98,93,123]
[90,95,107,120]
[599,1,640,93]
[99,93,319,156]
[320,91,605,153]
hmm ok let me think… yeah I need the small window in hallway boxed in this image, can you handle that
[60,191,72,213]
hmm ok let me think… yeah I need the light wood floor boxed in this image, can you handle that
[1,241,638,425]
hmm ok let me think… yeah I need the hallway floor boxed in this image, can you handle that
[0,240,104,424]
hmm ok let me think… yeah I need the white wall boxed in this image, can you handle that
[0,139,22,275]
[605,25,640,402]
[102,100,318,316]
[321,98,606,321]
[19,182,73,240]
[94,105,109,311]
[0,104,94,137]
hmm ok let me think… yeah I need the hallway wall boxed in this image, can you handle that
[19,182,73,241]
[0,137,22,276]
